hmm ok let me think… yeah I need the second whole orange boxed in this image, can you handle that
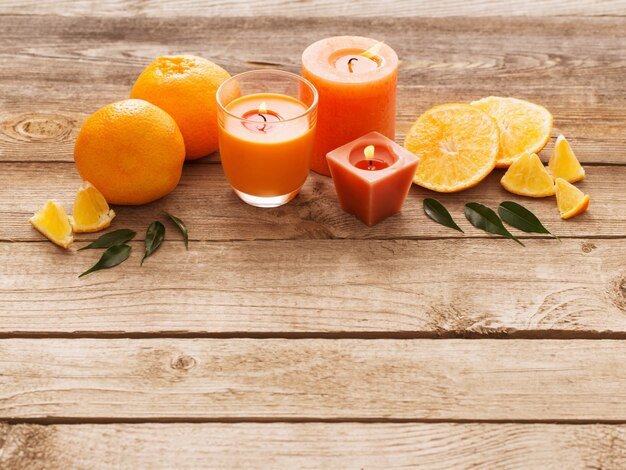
[74,99,185,205]
[130,55,231,160]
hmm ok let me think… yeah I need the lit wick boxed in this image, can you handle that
[257,101,268,132]
[346,41,383,73]
[364,145,376,170]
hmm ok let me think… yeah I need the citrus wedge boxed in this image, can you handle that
[404,103,499,192]
[500,152,555,197]
[69,181,116,233]
[555,178,590,219]
[29,200,74,248]
[471,96,553,167]
[548,134,585,183]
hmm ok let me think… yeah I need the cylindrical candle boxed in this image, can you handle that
[302,36,398,176]
[216,70,318,208]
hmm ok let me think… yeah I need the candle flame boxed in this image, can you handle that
[361,41,383,60]
[364,145,375,161]
[258,101,267,115]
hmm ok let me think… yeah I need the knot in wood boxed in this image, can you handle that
[581,242,596,253]
[170,354,196,371]
[4,113,73,143]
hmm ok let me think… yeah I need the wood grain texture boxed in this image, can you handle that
[1,422,625,469]
[0,16,624,164]
[1,0,625,17]
[1,238,625,335]
[0,338,625,420]
[1,162,622,242]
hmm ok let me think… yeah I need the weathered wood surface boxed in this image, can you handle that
[1,16,625,164]
[0,339,624,420]
[2,0,625,17]
[1,162,621,242]
[1,422,625,469]
[2,239,625,335]
[1,8,626,467]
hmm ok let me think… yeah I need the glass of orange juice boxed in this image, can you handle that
[216,70,318,208]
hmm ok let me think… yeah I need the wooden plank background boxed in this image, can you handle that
[1,0,625,17]
[1,422,624,469]
[1,339,625,421]
[1,1,625,467]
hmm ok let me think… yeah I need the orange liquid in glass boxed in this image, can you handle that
[219,93,315,197]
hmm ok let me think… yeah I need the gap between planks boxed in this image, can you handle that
[4,417,626,426]
[1,331,626,340]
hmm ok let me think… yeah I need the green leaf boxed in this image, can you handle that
[464,202,524,246]
[77,229,136,251]
[165,212,189,250]
[79,244,131,278]
[423,198,464,233]
[498,201,558,240]
[141,221,165,266]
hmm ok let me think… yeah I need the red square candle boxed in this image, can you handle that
[327,131,419,226]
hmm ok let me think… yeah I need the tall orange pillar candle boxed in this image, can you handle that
[302,36,398,176]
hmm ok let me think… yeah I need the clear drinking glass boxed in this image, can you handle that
[216,70,318,208]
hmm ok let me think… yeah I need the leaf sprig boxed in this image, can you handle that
[423,198,463,233]
[464,202,524,246]
[79,244,132,277]
[498,201,558,240]
[422,198,557,245]
[78,213,188,277]
[141,221,165,266]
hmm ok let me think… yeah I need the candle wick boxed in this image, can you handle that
[347,57,358,73]
[256,113,267,132]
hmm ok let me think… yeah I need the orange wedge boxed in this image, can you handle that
[555,178,590,219]
[548,134,585,183]
[69,181,116,233]
[29,200,74,248]
[500,152,555,197]
[404,103,499,192]
[471,96,553,167]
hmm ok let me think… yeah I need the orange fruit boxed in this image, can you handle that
[70,181,116,233]
[555,178,590,219]
[74,99,185,205]
[130,55,231,160]
[404,103,499,192]
[471,96,553,167]
[500,152,555,197]
[30,200,73,249]
[548,134,585,183]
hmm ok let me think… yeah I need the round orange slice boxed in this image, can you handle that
[470,96,553,168]
[404,103,499,192]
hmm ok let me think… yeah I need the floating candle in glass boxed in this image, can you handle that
[302,36,398,176]
[327,132,419,226]
[216,70,318,208]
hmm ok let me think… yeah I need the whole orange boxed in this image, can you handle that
[130,55,231,160]
[74,99,185,205]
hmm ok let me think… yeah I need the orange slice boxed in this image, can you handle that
[500,152,555,197]
[471,96,553,167]
[29,200,74,248]
[548,134,585,183]
[69,181,116,233]
[555,178,590,219]
[404,103,499,192]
